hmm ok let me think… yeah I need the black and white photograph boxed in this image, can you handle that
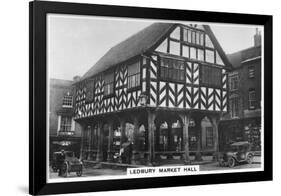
[47,14,264,182]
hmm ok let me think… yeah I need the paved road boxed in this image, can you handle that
[49,168,126,179]
[50,161,261,179]
[200,162,261,171]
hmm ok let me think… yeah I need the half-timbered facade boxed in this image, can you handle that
[74,23,232,165]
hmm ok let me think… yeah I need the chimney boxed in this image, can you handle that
[254,28,261,47]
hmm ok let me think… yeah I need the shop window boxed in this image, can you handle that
[62,93,73,108]
[201,65,222,87]
[128,61,141,89]
[248,66,255,78]
[104,71,114,96]
[160,58,185,82]
[248,89,256,109]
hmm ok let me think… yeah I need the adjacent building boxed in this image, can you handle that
[73,23,232,165]
[219,29,262,152]
[49,78,82,159]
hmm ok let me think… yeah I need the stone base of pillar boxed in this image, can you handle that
[107,152,113,162]
[194,152,203,161]
[96,152,103,162]
[212,152,219,161]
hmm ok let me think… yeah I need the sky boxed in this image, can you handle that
[47,14,262,80]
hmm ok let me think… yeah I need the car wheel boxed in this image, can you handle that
[76,170,82,177]
[61,163,68,177]
[228,157,235,168]
[247,154,253,164]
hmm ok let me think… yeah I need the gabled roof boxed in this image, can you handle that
[227,45,261,69]
[82,23,176,80]
[81,22,232,81]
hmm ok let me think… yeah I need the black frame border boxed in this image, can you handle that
[29,1,273,195]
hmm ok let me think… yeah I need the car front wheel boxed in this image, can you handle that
[247,154,254,164]
[228,157,235,168]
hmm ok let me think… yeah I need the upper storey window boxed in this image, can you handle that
[104,71,114,96]
[160,58,185,82]
[182,28,204,46]
[201,65,222,87]
[62,93,73,108]
[128,61,140,89]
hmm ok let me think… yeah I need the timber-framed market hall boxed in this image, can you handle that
[74,23,232,165]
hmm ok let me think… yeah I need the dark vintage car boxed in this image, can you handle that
[51,151,83,177]
[218,141,254,168]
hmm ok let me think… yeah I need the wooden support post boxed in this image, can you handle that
[211,115,219,161]
[107,121,113,162]
[120,119,126,144]
[147,110,156,165]
[96,122,103,162]
[87,126,92,160]
[195,117,203,161]
[79,125,85,160]
[180,113,191,164]
[131,116,139,165]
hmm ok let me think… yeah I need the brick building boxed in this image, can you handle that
[219,29,262,151]
[49,78,82,159]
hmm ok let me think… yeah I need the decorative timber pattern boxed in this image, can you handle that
[74,23,229,119]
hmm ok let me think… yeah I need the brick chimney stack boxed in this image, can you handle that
[254,28,261,47]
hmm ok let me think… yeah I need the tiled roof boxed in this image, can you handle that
[82,23,176,80]
[227,46,261,69]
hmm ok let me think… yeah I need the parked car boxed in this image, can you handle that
[218,141,254,168]
[51,151,83,177]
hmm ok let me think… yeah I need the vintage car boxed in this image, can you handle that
[218,141,254,168]
[51,151,83,177]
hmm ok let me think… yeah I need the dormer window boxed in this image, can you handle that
[62,92,73,108]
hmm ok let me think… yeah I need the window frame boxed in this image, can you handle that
[62,94,73,108]
[127,61,141,90]
[59,116,72,132]
[248,89,256,110]
[104,71,115,96]
[248,65,255,79]
[200,64,222,88]
[229,73,239,91]
[159,57,185,83]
